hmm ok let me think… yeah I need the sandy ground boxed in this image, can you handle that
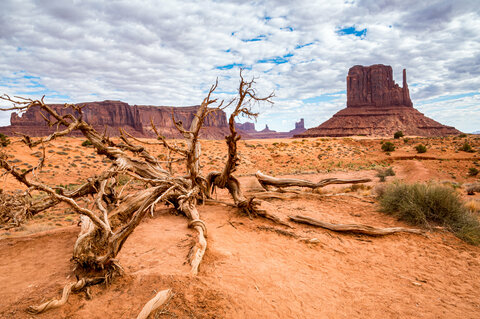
[1,135,480,318]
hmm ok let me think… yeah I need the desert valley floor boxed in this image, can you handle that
[1,135,479,318]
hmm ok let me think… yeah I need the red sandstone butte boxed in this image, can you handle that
[296,64,461,137]
[0,100,229,139]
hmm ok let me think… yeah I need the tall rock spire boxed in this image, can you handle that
[403,68,412,107]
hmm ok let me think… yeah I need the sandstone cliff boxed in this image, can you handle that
[0,100,229,139]
[296,65,460,137]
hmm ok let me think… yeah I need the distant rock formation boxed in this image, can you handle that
[235,122,256,132]
[260,124,275,133]
[236,118,306,139]
[0,100,229,139]
[296,64,461,137]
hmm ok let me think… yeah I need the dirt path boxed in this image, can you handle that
[396,159,433,182]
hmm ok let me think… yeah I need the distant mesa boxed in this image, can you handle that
[236,118,306,139]
[0,100,229,139]
[0,99,306,140]
[235,122,255,132]
[296,64,461,137]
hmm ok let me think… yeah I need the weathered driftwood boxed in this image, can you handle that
[136,289,173,319]
[289,215,424,236]
[256,171,371,191]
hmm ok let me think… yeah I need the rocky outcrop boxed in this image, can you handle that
[235,122,256,132]
[296,65,461,137]
[236,118,306,139]
[260,125,275,133]
[0,100,229,139]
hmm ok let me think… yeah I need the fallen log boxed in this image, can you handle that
[255,171,371,191]
[288,215,424,236]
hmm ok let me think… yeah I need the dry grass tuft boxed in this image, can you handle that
[378,182,480,245]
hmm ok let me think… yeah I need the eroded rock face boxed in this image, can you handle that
[296,65,461,137]
[347,65,412,108]
[0,100,229,139]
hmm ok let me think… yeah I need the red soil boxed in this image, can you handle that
[1,136,480,318]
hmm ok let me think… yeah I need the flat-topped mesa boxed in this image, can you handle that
[0,100,229,138]
[347,64,412,108]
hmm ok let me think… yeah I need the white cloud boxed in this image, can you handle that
[0,0,479,132]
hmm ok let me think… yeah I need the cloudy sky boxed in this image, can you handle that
[0,0,479,132]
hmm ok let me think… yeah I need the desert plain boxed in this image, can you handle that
[1,134,479,318]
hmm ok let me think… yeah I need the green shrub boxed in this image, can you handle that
[415,144,427,153]
[381,142,395,152]
[0,133,10,147]
[458,133,467,138]
[468,167,479,176]
[81,140,93,147]
[378,182,480,245]
[376,167,395,182]
[460,142,473,152]
[394,131,404,139]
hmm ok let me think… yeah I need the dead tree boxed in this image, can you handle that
[0,74,278,315]
[206,73,273,215]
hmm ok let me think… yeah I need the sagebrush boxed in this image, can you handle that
[378,182,480,245]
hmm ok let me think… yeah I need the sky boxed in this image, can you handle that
[0,0,479,133]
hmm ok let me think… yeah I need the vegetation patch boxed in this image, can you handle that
[381,141,395,152]
[0,133,10,147]
[378,182,480,245]
[394,131,404,139]
[376,167,395,182]
[415,144,427,153]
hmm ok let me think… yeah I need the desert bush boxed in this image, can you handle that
[381,141,395,152]
[415,144,427,153]
[466,183,480,195]
[458,133,468,138]
[459,141,473,152]
[468,167,479,176]
[81,140,93,147]
[378,182,480,245]
[376,167,395,182]
[394,131,404,139]
[0,133,10,147]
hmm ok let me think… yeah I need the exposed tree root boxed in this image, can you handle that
[289,215,425,236]
[27,277,104,314]
[249,190,375,204]
[255,171,371,191]
[136,289,173,319]
[181,200,208,275]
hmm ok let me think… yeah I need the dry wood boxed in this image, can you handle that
[27,277,104,314]
[289,215,424,236]
[0,75,282,315]
[255,171,371,191]
[136,289,173,319]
